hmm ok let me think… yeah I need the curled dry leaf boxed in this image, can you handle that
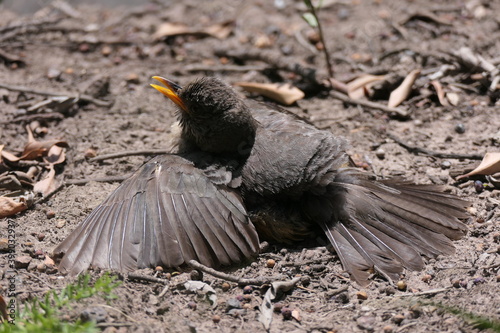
[347,74,386,99]
[43,144,66,165]
[20,140,68,161]
[457,152,500,180]
[0,146,20,163]
[34,166,57,197]
[430,80,448,106]
[446,92,460,106]
[152,20,234,41]
[388,69,421,108]
[235,82,305,105]
[0,196,29,218]
[291,309,301,322]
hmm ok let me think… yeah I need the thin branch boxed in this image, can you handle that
[88,149,170,162]
[330,90,409,117]
[127,273,169,284]
[0,82,113,107]
[188,259,285,286]
[387,133,483,160]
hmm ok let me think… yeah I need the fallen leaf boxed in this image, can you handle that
[43,144,66,165]
[44,255,55,266]
[0,146,20,163]
[347,74,386,99]
[446,92,460,106]
[20,140,68,161]
[235,82,305,105]
[388,69,421,108]
[0,196,28,218]
[291,309,301,322]
[457,152,500,180]
[34,166,57,197]
[430,80,448,106]
[258,277,301,330]
[152,22,191,40]
[204,20,234,39]
[183,280,217,308]
[153,21,234,41]
[0,294,7,322]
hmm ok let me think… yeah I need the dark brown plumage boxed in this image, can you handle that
[54,76,469,285]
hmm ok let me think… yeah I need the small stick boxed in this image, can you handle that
[89,149,170,162]
[388,133,483,160]
[188,259,285,286]
[0,82,112,107]
[329,90,409,117]
[127,273,168,284]
[395,287,451,297]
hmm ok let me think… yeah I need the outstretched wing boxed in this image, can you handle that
[54,154,259,275]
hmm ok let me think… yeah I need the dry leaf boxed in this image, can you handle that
[0,196,28,218]
[1,147,20,163]
[388,69,421,108]
[0,294,7,322]
[44,255,55,266]
[347,74,386,99]
[236,82,305,105]
[153,21,234,41]
[204,20,234,39]
[457,152,500,180]
[152,22,191,40]
[291,309,301,322]
[34,166,57,197]
[43,144,66,165]
[430,80,448,106]
[446,92,460,106]
[20,140,68,161]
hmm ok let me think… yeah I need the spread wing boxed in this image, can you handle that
[54,154,259,275]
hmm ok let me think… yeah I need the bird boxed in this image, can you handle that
[54,76,469,285]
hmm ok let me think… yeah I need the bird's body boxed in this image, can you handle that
[55,77,468,285]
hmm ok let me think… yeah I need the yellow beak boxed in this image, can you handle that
[150,76,188,112]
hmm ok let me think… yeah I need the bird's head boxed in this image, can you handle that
[151,76,256,156]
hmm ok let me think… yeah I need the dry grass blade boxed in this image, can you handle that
[388,69,421,108]
[430,80,448,106]
[235,82,305,105]
[347,74,386,99]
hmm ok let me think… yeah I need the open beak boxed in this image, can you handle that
[150,76,188,112]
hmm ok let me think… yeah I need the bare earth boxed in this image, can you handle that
[0,1,499,332]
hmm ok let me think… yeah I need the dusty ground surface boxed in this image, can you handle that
[0,0,499,332]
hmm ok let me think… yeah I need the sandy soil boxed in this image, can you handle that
[0,1,499,332]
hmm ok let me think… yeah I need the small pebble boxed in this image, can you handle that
[155,266,163,272]
[266,259,276,268]
[455,123,466,134]
[190,270,202,281]
[84,148,97,158]
[440,160,451,169]
[392,314,405,325]
[56,219,66,228]
[383,325,394,333]
[474,180,484,193]
[79,43,90,53]
[396,280,407,291]
[226,298,241,311]
[356,315,376,331]
[243,285,253,294]
[80,307,107,323]
[46,210,56,219]
[273,302,284,313]
[473,277,485,285]
[452,279,461,288]
[212,315,221,323]
[221,282,230,292]
[421,274,432,283]
[459,280,468,289]
[187,301,197,310]
[356,291,368,300]
[375,148,385,159]
[14,256,32,269]
[101,45,112,56]
[36,263,46,272]
[281,307,292,320]
[496,275,500,282]
[37,233,46,241]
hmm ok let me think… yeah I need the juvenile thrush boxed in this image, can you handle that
[54,77,468,285]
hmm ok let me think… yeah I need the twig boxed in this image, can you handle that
[184,64,267,73]
[304,0,334,77]
[0,82,112,107]
[387,133,483,160]
[188,259,285,286]
[89,149,170,162]
[34,175,129,205]
[329,90,409,117]
[395,287,451,297]
[127,273,169,284]
[3,112,66,124]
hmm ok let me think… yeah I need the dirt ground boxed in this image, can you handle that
[0,0,499,332]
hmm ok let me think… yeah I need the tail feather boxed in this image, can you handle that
[317,169,469,285]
